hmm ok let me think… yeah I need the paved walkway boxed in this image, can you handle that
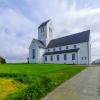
[42,67,100,100]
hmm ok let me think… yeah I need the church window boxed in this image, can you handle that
[82,57,83,60]
[43,27,44,32]
[72,54,75,60]
[41,27,44,33]
[49,27,50,32]
[51,56,53,61]
[64,54,67,60]
[53,48,55,52]
[59,47,61,50]
[66,46,68,49]
[57,55,59,61]
[74,45,77,48]
[48,49,50,51]
[33,49,35,59]
[85,57,86,60]
[41,28,42,33]
[45,56,47,61]
[49,27,52,33]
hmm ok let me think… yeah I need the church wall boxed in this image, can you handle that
[38,48,45,63]
[78,42,89,64]
[29,42,39,63]
[44,53,78,64]
[44,42,90,64]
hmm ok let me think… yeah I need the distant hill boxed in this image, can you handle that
[92,59,100,64]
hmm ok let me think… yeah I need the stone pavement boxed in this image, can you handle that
[42,67,100,100]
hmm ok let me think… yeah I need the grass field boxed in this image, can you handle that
[0,64,86,100]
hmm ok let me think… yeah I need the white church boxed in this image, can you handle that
[29,20,91,64]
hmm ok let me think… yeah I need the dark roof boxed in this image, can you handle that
[33,39,45,48]
[38,20,50,28]
[44,48,79,55]
[47,30,90,48]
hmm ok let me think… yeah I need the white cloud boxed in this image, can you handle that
[52,5,100,61]
[0,7,36,62]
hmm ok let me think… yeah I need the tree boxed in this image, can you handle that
[0,56,6,64]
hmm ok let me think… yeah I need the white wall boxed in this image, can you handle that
[44,42,90,64]
[39,48,45,63]
[78,42,89,64]
[29,40,39,63]
[44,53,78,64]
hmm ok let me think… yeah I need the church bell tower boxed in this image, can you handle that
[38,20,53,46]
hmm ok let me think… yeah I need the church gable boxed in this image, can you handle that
[30,39,45,49]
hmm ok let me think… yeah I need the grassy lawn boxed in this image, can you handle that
[0,78,26,100]
[0,64,86,100]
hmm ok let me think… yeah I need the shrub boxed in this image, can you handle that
[0,56,6,64]
[4,76,52,100]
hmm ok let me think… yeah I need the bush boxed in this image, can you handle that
[0,56,6,64]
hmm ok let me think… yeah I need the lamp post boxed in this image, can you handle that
[27,57,29,64]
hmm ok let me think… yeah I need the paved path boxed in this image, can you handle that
[42,67,100,100]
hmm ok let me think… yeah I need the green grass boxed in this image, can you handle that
[0,64,86,100]
[0,78,26,100]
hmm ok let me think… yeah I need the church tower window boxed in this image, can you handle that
[49,27,52,33]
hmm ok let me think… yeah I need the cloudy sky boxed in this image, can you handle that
[0,0,100,63]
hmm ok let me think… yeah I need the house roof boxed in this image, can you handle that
[47,30,90,48]
[44,48,79,55]
[38,20,50,28]
[33,39,45,48]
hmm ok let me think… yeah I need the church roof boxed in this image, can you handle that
[44,48,79,55]
[38,20,50,28]
[33,39,45,48]
[47,30,90,48]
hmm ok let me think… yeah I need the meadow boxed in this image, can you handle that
[0,64,86,100]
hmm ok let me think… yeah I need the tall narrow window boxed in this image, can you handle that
[45,56,47,61]
[33,49,35,59]
[57,55,59,61]
[41,28,42,33]
[51,56,53,61]
[85,57,86,60]
[59,47,61,50]
[66,46,68,49]
[64,54,67,60]
[72,54,75,60]
[53,48,55,52]
[43,27,44,32]
[49,27,52,33]
[48,49,50,52]
[49,27,51,32]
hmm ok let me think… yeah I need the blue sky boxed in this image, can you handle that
[0,0,100,62]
